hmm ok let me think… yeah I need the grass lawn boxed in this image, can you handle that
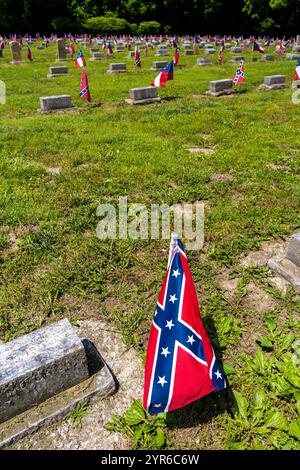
[0,43,300,450]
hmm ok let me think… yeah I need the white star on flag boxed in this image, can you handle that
[172,269,181,278]
[187,335,196,345]
[214,370,222,380]
[169,294,178,303]
[161,347,171,358]
[157,376,167,387]
[165,319,175,330]
[154,403,162,408]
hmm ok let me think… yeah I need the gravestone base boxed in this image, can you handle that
[151,61,168,71]
[286,53,300,60]
[11,60,22,65]
[55,58,68,62]
[184,50,195,56]
[228,56,245,63]
[205,88,237,97]
[259,75,288,91]
[37,95,74,113]
[125,86,161,105]
[107,63,127,74]
[268,234,300,294]
[261,55,275,61]
[258,83,289,91]
[125,97,161,105]
[0,324,116,449]
[107,69,126,74]
[47,66,68,78]
[90,53,105,61]
[197,58,213,66]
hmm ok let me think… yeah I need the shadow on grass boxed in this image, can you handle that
[162,96,179,102]
[166,313,236,430]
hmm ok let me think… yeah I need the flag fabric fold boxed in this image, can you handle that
[279,42,285,56]
[143,236,226,415]
[174,47,180,66]
[75,49,86,68]
[107,41,113,55]
[26,44,33,61]
[253,40,265,54]
[69,43,75,57]
[218,47,223,65]
[151,60,174,88]
[134,47,141,67]
[79,69,91,102]
[294,58,300,80]
[233,60,245,85]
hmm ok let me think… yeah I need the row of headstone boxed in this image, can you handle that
[6,39,300,65]
[39,73,290,114]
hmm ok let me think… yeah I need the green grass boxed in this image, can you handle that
[0,43,299,449]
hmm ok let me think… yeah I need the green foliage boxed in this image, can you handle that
[51,16,80,34]
[0,0,298,34]
[104,399,169,449]
[139,21,161,35]
[226,325,300,450]
[70,401,90,430]
[84,15,132,34]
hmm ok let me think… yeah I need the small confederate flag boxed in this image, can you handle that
[107,41,113,55]
[79,69,91,102]
[134,47,141,67]
[69,43,75,57]
[174,46,180,66]
[26,44,33,61]
[143,236,226,415]
[218,47,223,65]
[253,40,265,54]
[294,58,300,80]
[279,42,285,56]
[151,60,174,88]
[233,60,245,85]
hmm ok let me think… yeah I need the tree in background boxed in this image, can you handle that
[0,0,298,36]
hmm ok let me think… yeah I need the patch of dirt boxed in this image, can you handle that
[7,232,18,251]
[199,133,212,141]
[76,163,98,169]
[217,275,240,301]
[243,282,277,314]
[233,314,265,356]
[3,225,41,253]
[186,147,200,154]
[59,294,102,320]
[186,147,215,155]
[46,167,62,175]
[13,319,144,450]
[211,173,234,182]
[200,147,215,155]
[15,224,40,237]
[239,238,289,268]
[267,163,291,172]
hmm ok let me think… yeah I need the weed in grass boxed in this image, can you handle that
[70,401,91,430]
